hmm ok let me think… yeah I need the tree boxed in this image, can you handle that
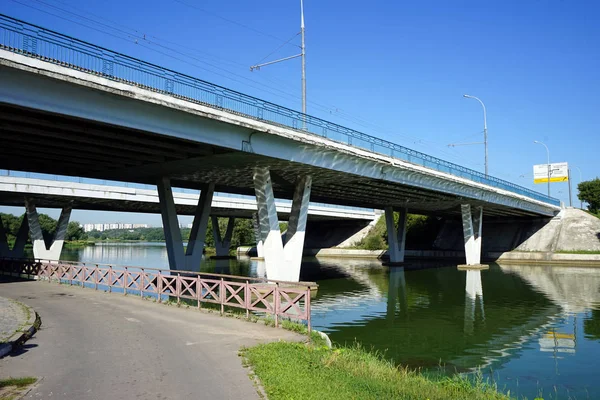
[578,178,600,214]
[66,221,86,241]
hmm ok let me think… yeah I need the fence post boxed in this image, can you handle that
[94,265,98,291]
[197,275,201,310]
[220,277,224,315]
[140,268,144,298]
[274,283,279,328]
[123,266,127,295]
[176,273,181,306]
[108,266,113,293]
[307,285,311,336]
[80,266,84,288]
[157,270,162,303]
[245,280,249,320]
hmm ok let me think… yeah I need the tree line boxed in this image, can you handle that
[578,178,600,215]
[0,212,258,248]
[0,212,86,243]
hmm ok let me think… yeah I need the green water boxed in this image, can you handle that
[57,243,600,399]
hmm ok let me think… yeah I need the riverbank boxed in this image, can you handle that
[237,246,600,265]
[242,341,512,400]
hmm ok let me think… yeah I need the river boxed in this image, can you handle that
[57,243,600,399]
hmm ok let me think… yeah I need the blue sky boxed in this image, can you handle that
[1,0,598,224]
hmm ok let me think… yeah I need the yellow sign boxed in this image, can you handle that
[534,176,569,184]
[533,162,569,184]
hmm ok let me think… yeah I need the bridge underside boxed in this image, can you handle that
[0,102,541,219]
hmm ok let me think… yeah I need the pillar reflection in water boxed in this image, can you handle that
[387,267,407,320]
[255,259,267,279]
[464,269,485,335]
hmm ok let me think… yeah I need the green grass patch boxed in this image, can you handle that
[0,377,37,400]
[0,377,36,389]
[556,250,600,255]
[241,342,514,400]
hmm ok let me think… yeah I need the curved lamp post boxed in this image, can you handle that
[463,94,488,177]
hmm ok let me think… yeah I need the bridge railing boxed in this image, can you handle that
[0,14,560,207]
[0,257,313,334]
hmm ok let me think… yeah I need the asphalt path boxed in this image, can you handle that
[0,279,302,399]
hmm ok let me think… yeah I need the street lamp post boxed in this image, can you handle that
[534,140,550,197]
[463,95,488,177]
[573,165,583,208]
[250,0,307,118]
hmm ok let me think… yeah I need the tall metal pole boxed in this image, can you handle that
[463,95,488,177]
[250,0,306,118]
[568,169,572,207]
[534,140,550,197]
[300,0,306,116]
[573,166,583,208]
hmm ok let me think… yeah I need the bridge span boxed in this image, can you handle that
[0,15,560,281]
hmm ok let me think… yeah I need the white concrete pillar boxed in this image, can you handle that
[252,212,265,258]
[157,178,214,271]
[0,215,29,258]
[384,207,408,263]
[461,204,483,265]
[212,216,235,257]
[254,168,311,282]
[25,199,72,261]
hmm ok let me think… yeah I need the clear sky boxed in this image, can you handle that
[1,0,598,224]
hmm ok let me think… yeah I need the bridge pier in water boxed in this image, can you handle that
[157,178,214,271]
[212,216,235,258]
[385,207,408,264]
[254,167,311,282]
[461,204,484,266]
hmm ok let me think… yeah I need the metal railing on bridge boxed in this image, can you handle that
[0,257,312,334]
[0,14,560,207]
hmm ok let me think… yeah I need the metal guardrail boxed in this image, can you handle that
[0,257,312,333]
[0,14,560,207]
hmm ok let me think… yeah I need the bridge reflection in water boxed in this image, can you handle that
[56,244,600,399]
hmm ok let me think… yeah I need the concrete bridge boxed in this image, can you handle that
[0,174,376,259]
[0,15,560,281]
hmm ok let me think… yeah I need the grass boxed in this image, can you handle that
[0,377,37,400]
[241,342,516,400]
[555,250,600,255]
[0,378,36,389]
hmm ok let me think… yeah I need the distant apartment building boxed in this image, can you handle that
[83,223,149,232]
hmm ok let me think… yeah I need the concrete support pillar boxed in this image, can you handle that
[157,178,214,271]
[25,199,72,261]
[384,206,407,263]
[252,212,265,258]
[212,216,235,257]
[461,204,483,265]
[253,167,311,282]
[0,214,29,258]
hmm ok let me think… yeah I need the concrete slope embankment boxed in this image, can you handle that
[515,208,600,252]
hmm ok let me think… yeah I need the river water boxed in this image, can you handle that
[58,243,600,399]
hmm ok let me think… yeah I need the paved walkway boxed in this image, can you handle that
[0,279,302,399]
[0,295,28,342]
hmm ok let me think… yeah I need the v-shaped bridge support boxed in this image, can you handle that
[157,177,214,271]
[254,168,311,282]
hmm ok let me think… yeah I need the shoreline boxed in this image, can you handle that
[237,246,600,266]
